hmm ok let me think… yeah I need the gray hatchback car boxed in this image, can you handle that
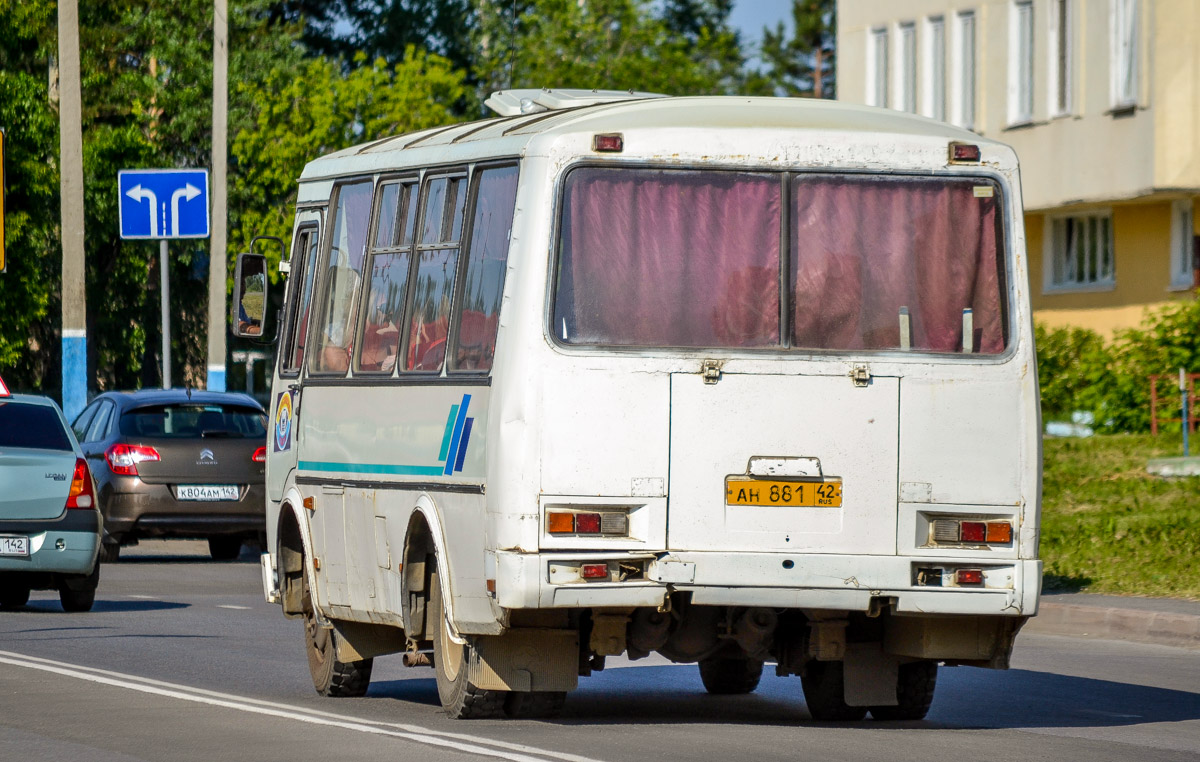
[0,384,102,611]
[72,390,267,561]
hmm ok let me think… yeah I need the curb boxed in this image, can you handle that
[1026,601,1200,649]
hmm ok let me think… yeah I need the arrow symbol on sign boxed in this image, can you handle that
[125,184,159,237]
[170,183,202,237]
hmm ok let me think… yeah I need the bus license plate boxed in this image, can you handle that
[724,477,842,507]
[0,535,30,557]
[177,485,240,501]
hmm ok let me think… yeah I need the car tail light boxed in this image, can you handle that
[105,443,161,476]
[986,522,1013,543]
[252,446,267,463]
[580,563,609,580]
[956,569,984,585]
[959,521,987,543]
[66,458,95,510]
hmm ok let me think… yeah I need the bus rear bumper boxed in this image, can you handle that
[496,551,1042,618]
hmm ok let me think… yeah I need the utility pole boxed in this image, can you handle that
[207,0,228,391]
[58,0,87,419]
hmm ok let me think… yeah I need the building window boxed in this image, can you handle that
[1009,0,1034,125]
[1111,0,1140,109]
[868,27,889,108]
[897,22,917,113]
[924,16,946,121]
[1050,0,1072,115]
[1170,200,1196,290]
[1047,212,1115,291]
[953,11,976,129]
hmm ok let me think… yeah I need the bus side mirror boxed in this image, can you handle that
[231,252,271,340]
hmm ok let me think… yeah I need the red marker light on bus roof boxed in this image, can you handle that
[593,133,624,153]
[950,143,981,163]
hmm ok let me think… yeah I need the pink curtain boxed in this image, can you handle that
[791,176,1005,353]
[555,169,781,348]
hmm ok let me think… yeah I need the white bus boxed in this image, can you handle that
[236,90,1042,721]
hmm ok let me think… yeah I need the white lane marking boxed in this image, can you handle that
[0,650,605,762]
[216,605,250,610]
[127,595,156,600]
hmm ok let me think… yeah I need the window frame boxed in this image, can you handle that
[1008,0,1035,127]
[1169,199,1196,291]
[447,161,521,375]
[868,26,889,108]
[923,15,946,122]
[278,219,322,379]
[952,10,977,130]
[896,21,917,114]
[1043,209,1116,293]
[1110,0,1141,110]
[397,167,470,376]
[352,175,421,376]
[1049,0,1073,117]
[306,179,376,377]
[547,161,1015,362]
[84,399,115,443]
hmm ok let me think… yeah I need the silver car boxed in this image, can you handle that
[0,385,102,611]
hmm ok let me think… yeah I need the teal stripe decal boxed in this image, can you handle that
[299,461,445,476]
[438,405,459,461]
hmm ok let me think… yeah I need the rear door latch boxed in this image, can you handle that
[701,359,723,384]
[850,365,871,387]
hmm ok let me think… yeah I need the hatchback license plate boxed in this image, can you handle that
[177,485,240,501]
[725,477,842,507]
[0,535,30,557]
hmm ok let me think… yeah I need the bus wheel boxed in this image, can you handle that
[800,661,867,721]
[504,691,567,719]
[869,661,938,721]
[302,566,372,697]
[430,567,506,719]
[698,657,764,695]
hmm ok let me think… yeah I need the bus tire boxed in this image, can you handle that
[800,661,867,721]
[430,568,506,719]
[302,566,373,697]
[504,691,567,719]
[698,657,763,694]
[868,660,938,721]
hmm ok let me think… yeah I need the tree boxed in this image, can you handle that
[471,0,744,97]
[229,47,468,279]
[758,0,836,99]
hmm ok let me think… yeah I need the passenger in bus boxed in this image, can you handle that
[360,292,400,372]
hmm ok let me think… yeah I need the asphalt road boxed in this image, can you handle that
[1,541,1198,762]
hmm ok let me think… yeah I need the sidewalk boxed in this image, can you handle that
[1027,592,1200,649]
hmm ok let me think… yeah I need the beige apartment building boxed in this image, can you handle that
[837,0,1200,334]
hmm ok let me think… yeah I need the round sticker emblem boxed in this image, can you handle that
[275,392,293,452]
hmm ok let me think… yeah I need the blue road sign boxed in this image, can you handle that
[118,169,210,239]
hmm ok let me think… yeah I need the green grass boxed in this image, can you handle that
[1042,433,1200,599]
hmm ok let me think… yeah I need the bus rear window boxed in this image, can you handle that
[553,168,1007,354]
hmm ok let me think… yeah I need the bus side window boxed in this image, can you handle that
[311,180,373,374]
[280,226,319,375]
[404,172,467,373]
[356,180,419,374]
[452,164,519,372]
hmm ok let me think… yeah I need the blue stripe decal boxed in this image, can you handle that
[454,418,474,473]
[299,461,445,476]
[438,405,459,461]
[443,394,471,476]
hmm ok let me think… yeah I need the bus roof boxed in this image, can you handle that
[298,94,1008,184]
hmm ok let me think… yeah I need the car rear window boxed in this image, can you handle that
[120,404,267,439]
[0,402,73,451]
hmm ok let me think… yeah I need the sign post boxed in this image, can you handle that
[118,169,210,389]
